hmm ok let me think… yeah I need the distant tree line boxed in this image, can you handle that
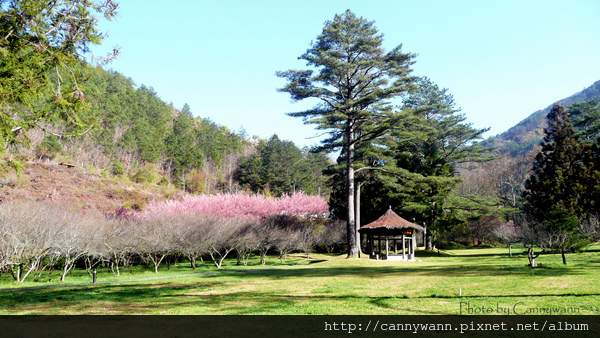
[235,134,331,197]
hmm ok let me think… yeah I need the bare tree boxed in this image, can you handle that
[53,210,99,282]
[294,219,320,259]
[206,218,245,268]
[317,220,347,254]
[136,216,176,273]
[235,221,259,266]
[493,221,519,257]
[579,215,600,242]
[0,201,58,282]
[253,221,276,265]
[266,215,301,263]
[172,213,212,270]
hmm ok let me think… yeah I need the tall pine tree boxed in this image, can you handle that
[277,10,416,257]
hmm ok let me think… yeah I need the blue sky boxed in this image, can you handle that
[92,0,600,148]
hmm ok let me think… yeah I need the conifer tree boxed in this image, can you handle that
[277,10,416,257]
[524,104,592,264]
[388,77,488,249]
[1,0,118,152]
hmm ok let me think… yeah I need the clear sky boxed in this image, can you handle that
[92,0,600,148]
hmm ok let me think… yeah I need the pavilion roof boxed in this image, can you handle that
[359,208,425,232]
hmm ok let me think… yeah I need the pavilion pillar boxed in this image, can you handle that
[411,232,416,260]
[394,238,397,255]
[402,234,406,260]
[385,237,389,259]
[378,236,381,260]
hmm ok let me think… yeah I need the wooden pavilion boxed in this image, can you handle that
[358,208,425,261]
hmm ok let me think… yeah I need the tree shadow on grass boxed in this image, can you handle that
[1,281,224,311]
[207,262,590,281]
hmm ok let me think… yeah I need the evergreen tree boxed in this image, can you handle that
[524,104,589,219]
[337,77,489,249]
[395,78,489,248]
[236,135,330,197]
[1,0,118,152]
[277,10,416,257]
[165,104,204,189]
[569,100,600,144]
[523,104,592,264]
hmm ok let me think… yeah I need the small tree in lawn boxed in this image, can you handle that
[579,215,600,242]
[294,218,321,259]
[253,221,276,265]
[235,221,259,266]
[0,201,57,282]
[493,221,518,257]
[54,210,99,282]
[517,216,543,267]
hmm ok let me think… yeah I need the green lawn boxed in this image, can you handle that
[1,245,599,315]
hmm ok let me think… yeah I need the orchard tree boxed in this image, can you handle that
[0,0,119,153]
[278,10,416,257]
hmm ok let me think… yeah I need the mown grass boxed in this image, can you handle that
[1,245,599,315]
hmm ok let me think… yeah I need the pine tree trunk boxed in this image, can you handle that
[346,128,359,258]
[355,181,362,256]
[561,249,567,265]
[425,225,433,250]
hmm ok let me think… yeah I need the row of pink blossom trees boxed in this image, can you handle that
[140,192,329,220]
[0,193,344,282]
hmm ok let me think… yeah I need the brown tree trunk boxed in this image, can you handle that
[561,249,567,265]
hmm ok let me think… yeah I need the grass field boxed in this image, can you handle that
[1,245,599,315]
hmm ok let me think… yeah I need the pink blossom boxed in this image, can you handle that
[140,192,328,221]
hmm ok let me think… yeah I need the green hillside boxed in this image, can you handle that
[483,79,600,156]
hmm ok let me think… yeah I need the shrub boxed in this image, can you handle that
[112,161,125,176]
[35,134,63,160]
[131,164,159,184]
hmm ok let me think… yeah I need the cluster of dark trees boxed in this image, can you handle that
[236,134,330,197]
[0,200,346,283]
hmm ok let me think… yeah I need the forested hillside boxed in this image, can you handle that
[1,64,330,210]
[483,80,600,156]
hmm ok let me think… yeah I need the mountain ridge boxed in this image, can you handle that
[483,79,600,156]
